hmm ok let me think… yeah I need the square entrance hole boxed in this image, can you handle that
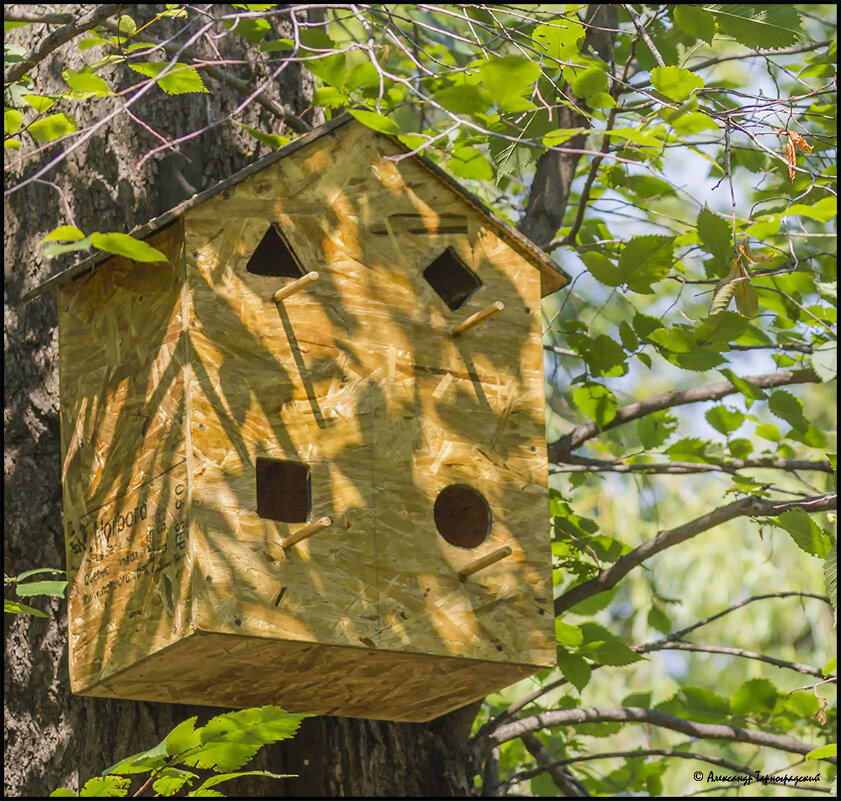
[246,225,305,278]
[422,247,482,311]
[256,458,311,523]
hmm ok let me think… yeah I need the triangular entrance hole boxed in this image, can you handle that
[246,225,305,278]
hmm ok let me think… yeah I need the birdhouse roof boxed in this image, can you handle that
[25,112,569,300]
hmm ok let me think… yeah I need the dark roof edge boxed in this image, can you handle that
[24,112,568,300]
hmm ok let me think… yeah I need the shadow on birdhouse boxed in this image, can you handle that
[32,113,569,722]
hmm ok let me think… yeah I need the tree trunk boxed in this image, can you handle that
[3,5,473,795]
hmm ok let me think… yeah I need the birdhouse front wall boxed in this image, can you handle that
[183,122,554,671]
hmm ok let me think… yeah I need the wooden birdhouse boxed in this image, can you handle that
[33,113,569,722]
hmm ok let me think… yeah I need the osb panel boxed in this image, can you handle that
[180,121,552,669]
[78,630,543,722]
[58,221,193,692]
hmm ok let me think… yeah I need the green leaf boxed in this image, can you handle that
[186,707,308,772]
[756,423,781,442]
[165,716,201,756]
[731,678,778,716]
[542,127,587,148]
[128,62,208,95]
[4,599,48,617]
[637,411,678,449]
[825,544,837,611]
[79,775,131,797]
[781,196,837,222]
[735,279,759,318]
[4,108,23,135]
[667,349,728,371]
[431,84,491,115]
[572,383,617,427]
[192,771,293,794]
[579,623,643,666]
[719,368,768,402]
[151,767,197,796]
[556,648,591,693]
[774,508,831,558]
[823,656,837,677]
[622,692,652,708]
[348,109,398,135]
[15,580,67,598]
[581,252,622,286]
[632,312,662,338]
[570,66,608,99]
[697,311,749,345]
[566,587,618,616]
[648,326,696,353]
[63,68,111,96]
[806,743,837,761]
[812,342,838,381]
[532,21,586,61]
[674,5,716,44]
[48,789,76,797]
[479,56,540,111]
[555,620,584,647]
[618,235,675,293]
[28,113,77,142]
[728,438,753,459]
[224,16,271,43]
[236,121,289,149]
[768,389,808,431]
[448,147,494,181]
[666,437,713,464]
[646,604,671,635]
[651,67,704,102]
[697,207,732,266]
[91,232,167,263]
[40,225,85,244]
[705,405,745,435]
[42,237,93,259]
[618,321,639,351]
[627,175,675,199]
[583,335,628,377]
[704,5,806,49]
[657,687,731,724]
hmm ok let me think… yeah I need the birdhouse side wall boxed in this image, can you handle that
[59,220,194,694]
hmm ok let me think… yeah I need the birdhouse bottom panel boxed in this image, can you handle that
[75,630,542,722]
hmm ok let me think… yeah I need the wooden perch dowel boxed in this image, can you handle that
[450,301,504,336]
[458,546,512,580]
[273,271,319,303]
[281,516,331,548]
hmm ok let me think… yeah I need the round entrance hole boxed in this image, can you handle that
[433,484,491,549]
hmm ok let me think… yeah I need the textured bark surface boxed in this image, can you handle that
[3,5,472,796]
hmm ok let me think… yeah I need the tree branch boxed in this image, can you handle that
[518,5,618,248]
[636,642,828,678]
[491,707,837,763]
[646,591,832,648]
[548,369,820,462]
[478,592,831,740]
[550,457,834,475]
[5,4,127,85]
[689,41,834,73]
[504,749,770,790]
[521,732,589,797]
[98,18,311,134]
[555,494,837,615]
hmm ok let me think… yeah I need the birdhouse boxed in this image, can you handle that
[34,113,568,722]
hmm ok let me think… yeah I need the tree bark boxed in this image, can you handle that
[3,5,472,796]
